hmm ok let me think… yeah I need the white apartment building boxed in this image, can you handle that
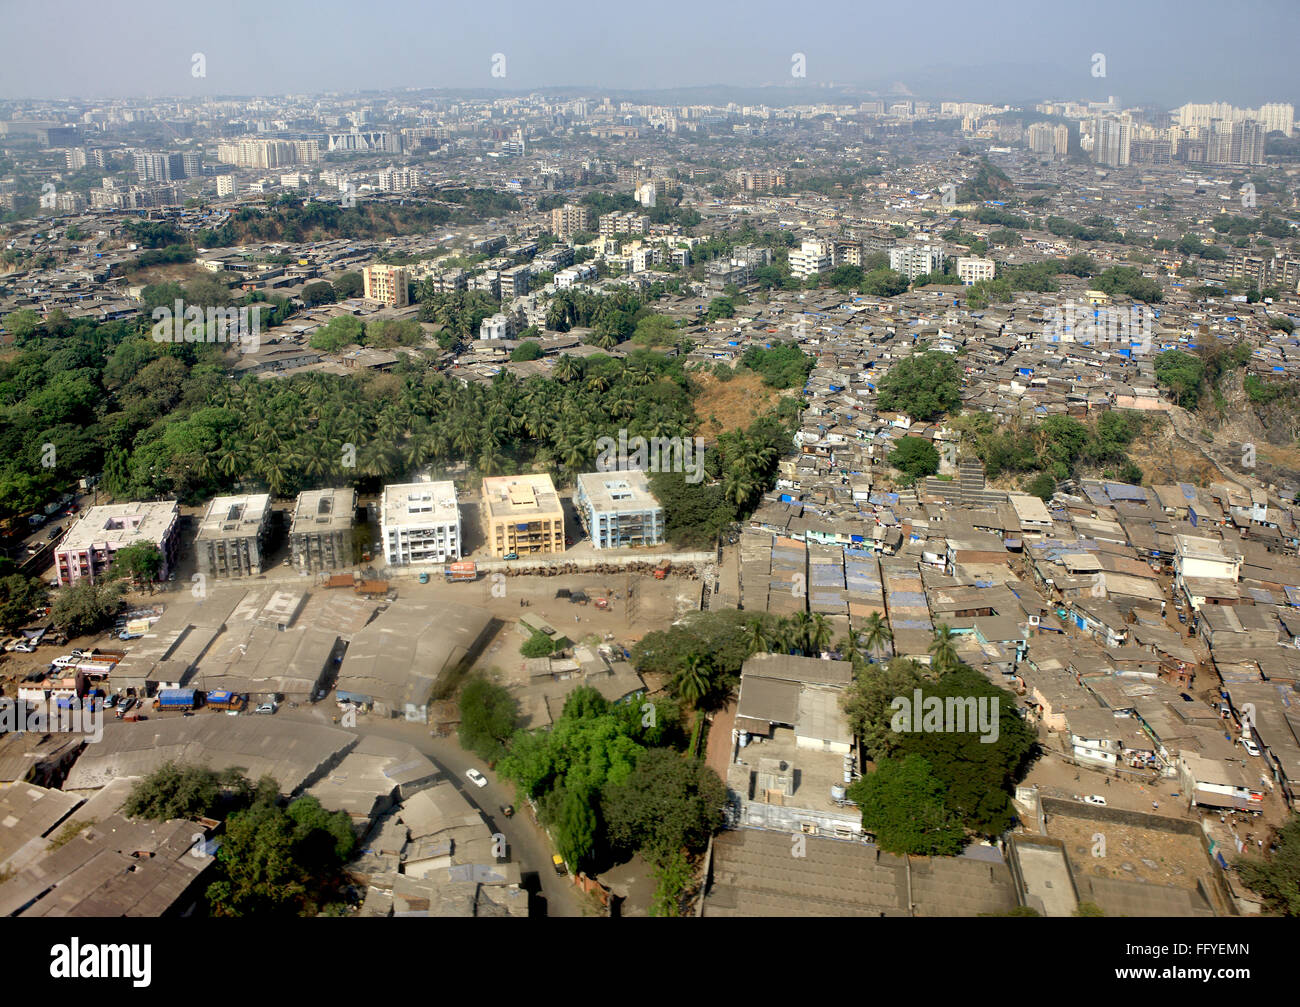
[789,240,832,278]
[380,481,461,565]
[957,256,996,285]
[890,243,947,281]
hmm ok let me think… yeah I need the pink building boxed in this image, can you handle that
[55,501,181,586]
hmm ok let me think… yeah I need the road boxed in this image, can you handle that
[280,704,589,917]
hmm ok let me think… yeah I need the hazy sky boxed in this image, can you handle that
[0,0,1295,107]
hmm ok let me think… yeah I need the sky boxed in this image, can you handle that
[0,0,1295,108]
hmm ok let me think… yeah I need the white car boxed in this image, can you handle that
[1083,795,1107,806]
[466,768,488,789]
[1241,738,1261,757]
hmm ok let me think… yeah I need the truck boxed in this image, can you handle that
[154,688,198,711]
[355,579,390,597]
[118,619,151,640]
[653,560,671,580]
[320,574,355,589]
[204,690,246,712]
[445,561,478,583]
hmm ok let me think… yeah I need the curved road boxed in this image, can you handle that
[282,705,587,917]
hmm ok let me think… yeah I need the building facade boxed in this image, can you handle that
[575,471,665,550]
[194,493,273,578]
[381,481,461,565]
[55,501,181,586]
[481,474,564,558]
[290,487,355,571]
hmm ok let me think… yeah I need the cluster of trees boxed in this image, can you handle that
[124,762,356,917]
[875,351,963,422]
[495,687,721,913]
[839,635,1036,854]
[889,436,940,479]
[308,315,423,352]
[738,342,816,389]
[956,410,1145,488]
[192,194,516,247]
[649,410,796,547]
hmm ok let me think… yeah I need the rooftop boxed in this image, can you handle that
[59,500,179,552]
[382,480,459,528]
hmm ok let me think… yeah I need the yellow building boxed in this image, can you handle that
[481,474,565,558]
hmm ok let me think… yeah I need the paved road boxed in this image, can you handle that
[283,705,588,917]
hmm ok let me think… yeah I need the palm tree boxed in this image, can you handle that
[838,634,862,665]
[808,613,832,655]
[672,654,712,711]
[789,612,813,655]
[929,624,961,675]
[743,617,770,656]
[553,355,580,383]
[861,612,893,663]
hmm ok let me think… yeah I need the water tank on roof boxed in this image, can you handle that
[738,730,750,748]
[831,785,847,802]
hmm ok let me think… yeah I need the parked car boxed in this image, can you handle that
[1083,795,1107,806]
[46,525,61,540]
[1241,737,1261,757]
[103,695,118,709]
[466,768,488,788]
[552,854,567,876]
[255,701,277,715]
[13,640,36,653]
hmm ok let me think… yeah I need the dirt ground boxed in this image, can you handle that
[692,371,791,438]
[1047,812,1212,892]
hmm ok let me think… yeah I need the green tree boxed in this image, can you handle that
[847,755,966,856]
[876,352,962,421]
[110,542,163,585]
[520,631,556,658]
[0,574,48,634]
[51,579,125,637]
[890,436,940,478]
[458,676,518,764]
[602,747,725,866]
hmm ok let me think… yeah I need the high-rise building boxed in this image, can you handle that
[216,175,236,197]
[363,264,410,307]
[1092,115,1132,167]
[1026,122,1070,157]
[133,151,184,182]
[550,203,591,239]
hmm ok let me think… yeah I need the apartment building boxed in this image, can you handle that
[890,243,947,281]
[194,493,273,578]
[216,175,236,197]
[290,487,355,572]
[1026,122,1070,157]
[957,256,996,285]
[789,240,832,279]
[363,264,410,307]
[381,482,461,565]
[55,500,181,586]
[575,470,664,550]
[1092,115,1132,167]
[216,138,320,169]
[550,203,591,239]
[599,211,648,237]
[481,474,565,558]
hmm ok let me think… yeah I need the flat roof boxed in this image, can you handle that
[481,473,561,520]
[195,493,271,541]
[291,487,355,535]
[60,500,179,552]
[576,469,661,513]
[382,481,459,528]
